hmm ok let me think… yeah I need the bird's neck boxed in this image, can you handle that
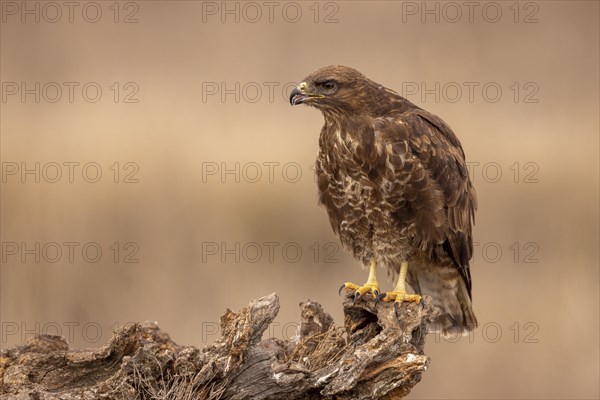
[320,112,374,151]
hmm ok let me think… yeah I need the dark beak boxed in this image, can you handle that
[289,86,307,106]
[290,82,325,106]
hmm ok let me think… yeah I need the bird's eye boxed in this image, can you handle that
[321,81,337,91]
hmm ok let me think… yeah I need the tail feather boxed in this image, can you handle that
[407,261,477,337]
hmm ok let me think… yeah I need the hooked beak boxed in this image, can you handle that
[289,82,324,106]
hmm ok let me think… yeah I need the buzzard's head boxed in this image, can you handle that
[290,65,398,117]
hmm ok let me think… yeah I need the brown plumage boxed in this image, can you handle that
[290,66,478,336]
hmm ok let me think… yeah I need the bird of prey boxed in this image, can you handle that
[290,66,477,336]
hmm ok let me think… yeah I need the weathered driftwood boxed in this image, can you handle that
[0,292,438,399]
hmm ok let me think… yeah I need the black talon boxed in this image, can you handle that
[377,292,386,303]
[338,284,346,296]
[373,290,380,304]
[394,302,400,318]
[353,291,363,304]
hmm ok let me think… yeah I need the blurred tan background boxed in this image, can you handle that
[1,1,598,398]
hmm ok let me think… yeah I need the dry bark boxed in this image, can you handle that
[0,292,439,400]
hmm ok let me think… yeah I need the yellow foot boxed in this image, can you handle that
[379,290,422,317]
[339,281,380,302]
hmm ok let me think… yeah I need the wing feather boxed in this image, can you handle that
[373,109,477,297]
[411,110,477,297]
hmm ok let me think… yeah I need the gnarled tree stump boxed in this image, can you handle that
[0,292,438,399]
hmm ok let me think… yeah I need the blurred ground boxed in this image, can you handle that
[1,1,598,399]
